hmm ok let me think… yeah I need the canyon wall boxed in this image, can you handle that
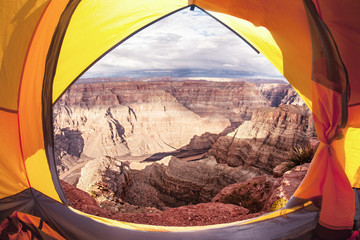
[160,81,270,122]
[54,81,234,173]
[257,83,305,107]
[208,105,315,173]
[54,80,277,173]
[54,79,315,178]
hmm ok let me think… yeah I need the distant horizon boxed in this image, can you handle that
[80,68,286,81]
[80,7,285,81]
[76,75,288,85]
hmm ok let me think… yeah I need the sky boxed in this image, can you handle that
[81,7,284,80]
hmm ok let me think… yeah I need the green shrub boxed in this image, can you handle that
[89,190,97,199]
[289,146,314,166]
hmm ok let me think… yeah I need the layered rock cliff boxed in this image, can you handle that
[54,81,232,173]
[139,156,261,208]
[258,83,305,107]
[53,80,282,174]
[159,80,270,122]
[208,105,315,173]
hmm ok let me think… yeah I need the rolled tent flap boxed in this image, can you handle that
[315,0,360,190]
[292,0,354,231]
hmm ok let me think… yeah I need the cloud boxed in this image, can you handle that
[82,8,284,79]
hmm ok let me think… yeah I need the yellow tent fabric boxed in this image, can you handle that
[1,0,359,239]
[0,0,49,111]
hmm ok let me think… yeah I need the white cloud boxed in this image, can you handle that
[82,8,284,79]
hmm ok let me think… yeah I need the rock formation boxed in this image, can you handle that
[208,105,316,173]
[77,156,263,210]
[263,163,310,212]
[77,156,132,201]
[258,83,306,107]
[54,80,313,177]
[142,127,239,162]
[54,128,83,174]
[142,156,261,207]
[61,180,161,217]
[212,163,310,213]
[272,161,295,178]
[212,175,275,213]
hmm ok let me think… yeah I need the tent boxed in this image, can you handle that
[1,0,359,239]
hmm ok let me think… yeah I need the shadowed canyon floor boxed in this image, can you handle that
[54,78,316,225]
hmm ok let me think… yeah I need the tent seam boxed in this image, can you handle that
[0,107,17,114]
[42,0,82,205]
[16,0,53,190]
[195,6,260,54]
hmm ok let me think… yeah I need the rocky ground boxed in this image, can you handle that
[61,161,310,226]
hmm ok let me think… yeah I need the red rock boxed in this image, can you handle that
[263,163,310,211]
[61,180,97,207]
[212,175,275,213]
[61,180,261,226]
[307,137,320,152]
[152,203,253,226]
[273,161,295,177]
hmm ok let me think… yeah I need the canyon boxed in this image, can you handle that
[54,77,316,224]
